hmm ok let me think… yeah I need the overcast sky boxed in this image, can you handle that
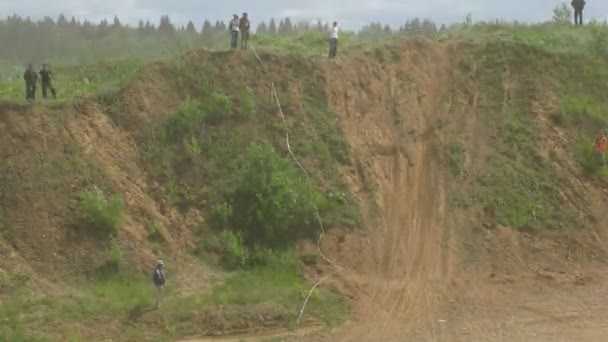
[1,0,607,29]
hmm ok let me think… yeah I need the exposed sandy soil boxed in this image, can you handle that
[3,39,608,341]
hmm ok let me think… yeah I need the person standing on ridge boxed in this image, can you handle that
[595,130,607,166]
[229,14,240,49]
[571,0,586,26]
[39,64,57,99]
[328,21,339,59]
[239,12,251,50]
[152,260,166,309]
[23,64,38,101]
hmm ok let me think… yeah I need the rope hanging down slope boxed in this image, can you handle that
[249,44,344,327]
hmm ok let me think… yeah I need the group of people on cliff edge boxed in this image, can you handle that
[23,64,57,101]
[228,13,340,58]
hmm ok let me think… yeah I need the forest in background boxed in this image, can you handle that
[0,13,441,68]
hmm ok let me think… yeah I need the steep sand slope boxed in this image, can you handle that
[306,41,608,341]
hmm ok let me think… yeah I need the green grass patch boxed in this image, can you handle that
[576,137,608,176]
[478,160,551,228]
[0,59,143,102]
[79,186,124,236]
[239,85,257,118]
[184,249,348,326]
[145,220,165,242]
[443,141,466,177]
[555,94,608,129]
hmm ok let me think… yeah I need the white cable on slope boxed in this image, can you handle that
[250,44,344,327]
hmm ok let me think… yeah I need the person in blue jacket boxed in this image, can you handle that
[152,260,166,309]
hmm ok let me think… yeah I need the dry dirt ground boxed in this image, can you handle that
[186,41,608,342]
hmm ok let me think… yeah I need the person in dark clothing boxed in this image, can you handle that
[39,64,57,99]
[229,14,240,49]
[571,0,586,26]
[152,260,166,309]
[23,64,38,100]
[239,12,251,50]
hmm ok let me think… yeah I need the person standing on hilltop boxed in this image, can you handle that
[571,0,586,26]
[239,12,251,50]
[152,260,166,309]
[23,64,38,101]
[328,21,339,59]
[39,64,57,100]
[229,14,240,49]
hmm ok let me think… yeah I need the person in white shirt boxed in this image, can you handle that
[229,14,240,49]
[329,21,339,58]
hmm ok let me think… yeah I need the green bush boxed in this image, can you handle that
[557,95,608,128]
[505,112,531,149]
[204,92,232,124]
[184,135,202,161]
[220,142,326,246]
[239,86,257,117]
[80,186,124,236]
[163,98,206,144]
[211,202,232,228]
[195,233,224,257]
[104,239,124,273]
[222,231,249,269]
[576,138,604,175]
[552,3,572,25]
[590,24,608,56]
[444,141,466,177]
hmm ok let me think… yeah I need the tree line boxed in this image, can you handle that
[0,14,441,65]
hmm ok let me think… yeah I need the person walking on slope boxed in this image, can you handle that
[152,260,166,309]
[328,21,339,59]
[595,131,608,167]
[229,14,240,49]
[39,64,57,99]
[23,64,38,101]
[571,0,586,26]
[239,12,251,50]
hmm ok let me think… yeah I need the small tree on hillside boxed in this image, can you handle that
[553,2,572,24]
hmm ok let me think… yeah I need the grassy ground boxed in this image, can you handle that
[0,257,347,341]
[1,22,607,103]
[0,58,143,103]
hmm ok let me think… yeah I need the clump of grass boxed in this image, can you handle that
[204,92,232,124]
[197,249,302,306]
[239,85,257,118]
[145,220,164,242]
[102,239,124,275]
[555,94,608,127]
[194,247,348,326]
[61,278,154,319]
[478,160,548,228]
[222,231,250,269]
[79,186,124,236]
[576,137,606,176]
[504,112,532,151]
[444,141,466,177]
[162,98,206,144]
